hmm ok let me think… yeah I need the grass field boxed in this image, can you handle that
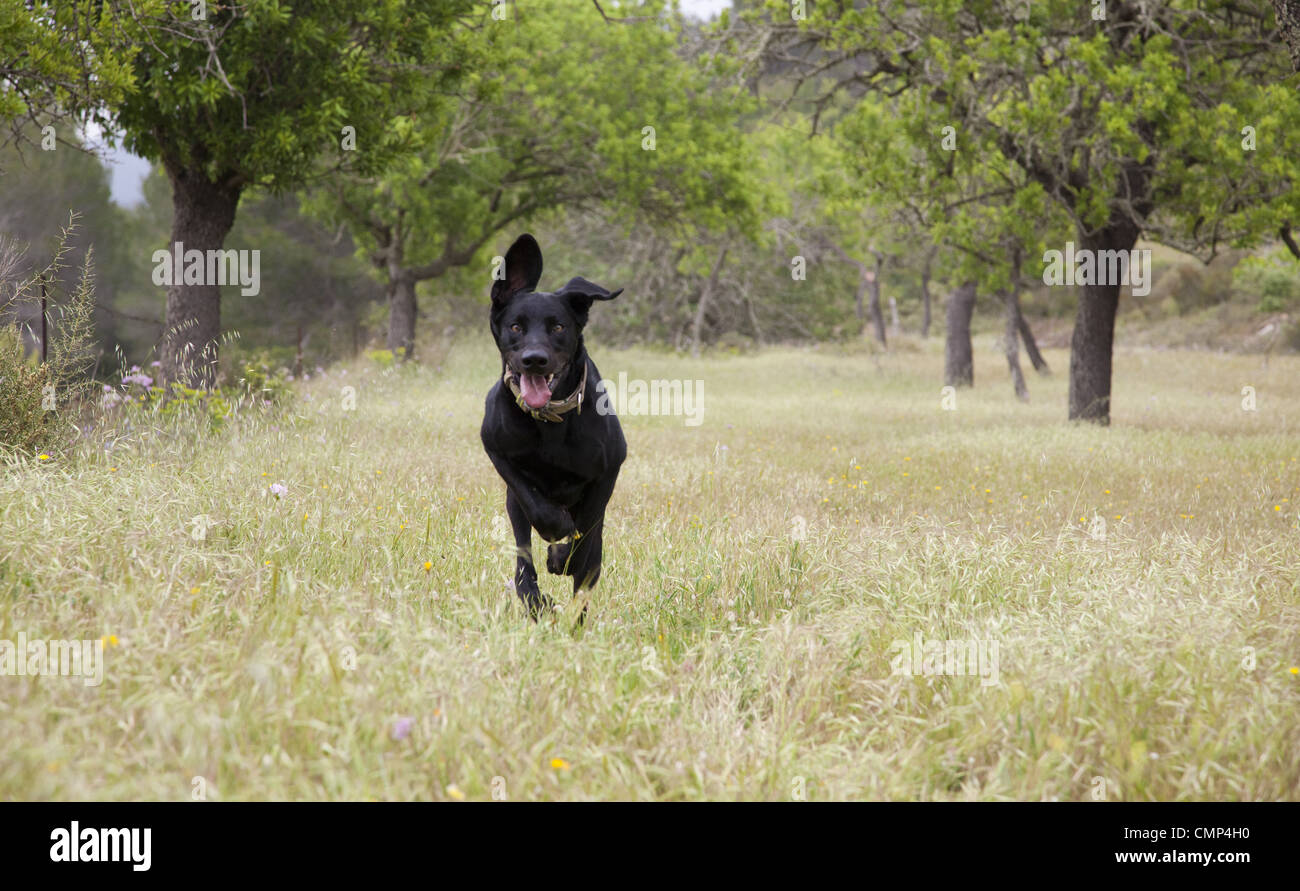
[2,336,1298,800]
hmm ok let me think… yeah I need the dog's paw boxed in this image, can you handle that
[514,580,552,619]
[546,541,572,575]
[534,505,576,544]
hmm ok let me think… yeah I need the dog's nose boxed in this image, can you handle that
[520,350,548,370]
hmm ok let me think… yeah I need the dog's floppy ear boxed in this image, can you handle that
[491,234,544,306]
[555,276,623,326]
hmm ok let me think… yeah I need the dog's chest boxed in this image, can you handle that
[500,421,595,487]
[511,452,593,508]
[525,423,597,474]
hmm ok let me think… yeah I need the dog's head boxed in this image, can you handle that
[490,233,622,410]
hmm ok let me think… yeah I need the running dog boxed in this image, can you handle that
[480,234,626,620]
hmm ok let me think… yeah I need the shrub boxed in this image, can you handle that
[715,330,756,354]
[0,325,50,453]
[237,350,294,403]
[366,348,396,369]
[153,383,234,428]
[1233,252,1300,313]
[0,217,98,454]
[100,358,281,431]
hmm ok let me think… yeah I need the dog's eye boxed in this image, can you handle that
[551,324,564,334]
[509,324,521,333]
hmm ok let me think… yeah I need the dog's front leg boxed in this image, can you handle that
[506,489,549,618]
[556,466,621,596]
[484,448,576,543]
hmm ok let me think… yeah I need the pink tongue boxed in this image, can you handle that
[519,373,551,408]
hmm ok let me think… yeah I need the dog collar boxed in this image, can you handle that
[504,363,587,423]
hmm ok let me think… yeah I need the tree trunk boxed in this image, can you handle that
[1068,278,1120,423]
[1008,247,1050,374]
[745,296,763,344]
[1273,1,1300,71]
[386,274,417,359]
[1002,288,1028,401]
[944,280,976,387]
[161,164,242,388]
[1068,228,1138,424]
[1017,310,1050,375]
[293,325,305,378]
[866,257,887,346]
[691,246,727,358]
[920,245,936,338]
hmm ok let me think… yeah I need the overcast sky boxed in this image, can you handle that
[99,0,734,208]
[680,0,729,16]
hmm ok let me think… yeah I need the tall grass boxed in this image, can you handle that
[1,338,1297,800]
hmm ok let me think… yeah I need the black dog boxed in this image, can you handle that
[480,234,626,619]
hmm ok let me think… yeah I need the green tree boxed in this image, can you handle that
[0,1,152,154]
[110,0,473,385]
[310,0,757,358]
[830,91,1066,393]
[761,0,1300,423]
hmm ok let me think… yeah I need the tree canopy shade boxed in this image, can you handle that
[755,0,1300,423]
[107,0,474,385]
[308,0,760,358]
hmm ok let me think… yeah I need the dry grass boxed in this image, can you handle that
[1,336,1298,800]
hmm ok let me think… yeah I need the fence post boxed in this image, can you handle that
[40,275,47,364]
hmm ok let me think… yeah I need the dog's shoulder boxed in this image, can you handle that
[480,379,518,442]
[577,356,626,467]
